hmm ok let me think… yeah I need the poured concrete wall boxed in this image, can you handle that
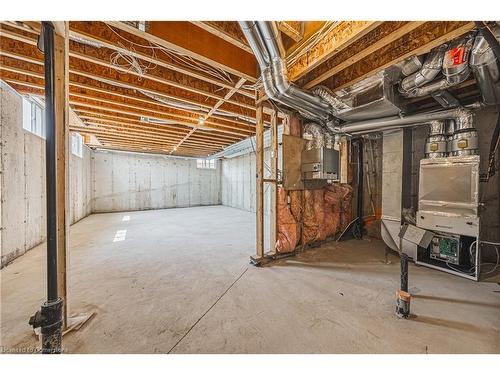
[70,145,92,223]
[1,81,92,267]
[91,150,221,212]
[221,149,272,215]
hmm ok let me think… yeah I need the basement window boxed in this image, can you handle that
[22,96,45,139]
[197,159,216,169]
[71,132,83,158]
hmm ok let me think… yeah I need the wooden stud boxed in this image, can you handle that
[52,23,69,329]
[255,98,264,259]
[340,138,349,184]
[278,21,304,42]
[268,109,278,255]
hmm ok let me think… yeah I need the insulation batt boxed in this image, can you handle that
[276,184,353,253]
[302,189,324,244]
[276,187,300,253]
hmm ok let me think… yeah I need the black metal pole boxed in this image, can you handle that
[352,138,364,239]
[400,253,409,293]
[44,22,58,303]
[29,21,63,354]
[396,253,411,318]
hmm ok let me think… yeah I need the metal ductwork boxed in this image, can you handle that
[425,121,448,158]
[400,35,475,100]
[316,74,403,121]
[470,24,500,105]
[303,122,325,149]
[239,21,332,123]
[339,106,474,135]
[400,44,448,95]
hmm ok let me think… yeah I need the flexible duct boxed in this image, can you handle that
[239,21,332,123]
[303,122,326,149]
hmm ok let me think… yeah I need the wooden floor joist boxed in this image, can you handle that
[288,21,382,81]
[0,20,481,157]
[1,75,256,137]
[110,21,259,82]
[299,21,426,89]
[320,21,475,92]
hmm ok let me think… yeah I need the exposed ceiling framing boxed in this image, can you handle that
[0,20,479,157]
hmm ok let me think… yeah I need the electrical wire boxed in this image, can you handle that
[105,24,235,86]
[445,240,500,276]
[110,43,157,77]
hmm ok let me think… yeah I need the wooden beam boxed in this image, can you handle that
[91,138,218,155]
[255,98,264,260]
[91,143,208,157]
[285,22,327,56]
[74,110,242,142]
[2,21,256,99]
[52,22,70,329]
[268,109,278,254]
[75,121,230,149]
[0,31,259,120]
[0,71,255,136]
[69,22,254,98]
[340,138,349,184]
[191,21,252,53]
[300,21,425,89]
[170,77,247,154]
[72,128,223,151]
[78,116,238,145]
[107,21,258,82]
[288,21,381,81]
[321,21,475,92]
[278,21,304,42]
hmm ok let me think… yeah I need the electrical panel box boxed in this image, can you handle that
[429,233,461,265]
[301,147,340,181]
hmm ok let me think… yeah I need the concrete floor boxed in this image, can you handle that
[1,205,499,353]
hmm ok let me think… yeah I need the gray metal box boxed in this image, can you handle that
[301,147,340,181]
[399,223,434,248]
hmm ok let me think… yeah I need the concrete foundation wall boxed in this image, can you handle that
[91,150,221,212]
[221,149,271,215]
[70,145,92,223]
[1,82,92,267]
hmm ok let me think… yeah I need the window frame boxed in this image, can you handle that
[71,132,83,158]
[196,158,216,169]
[22,96,46,139]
